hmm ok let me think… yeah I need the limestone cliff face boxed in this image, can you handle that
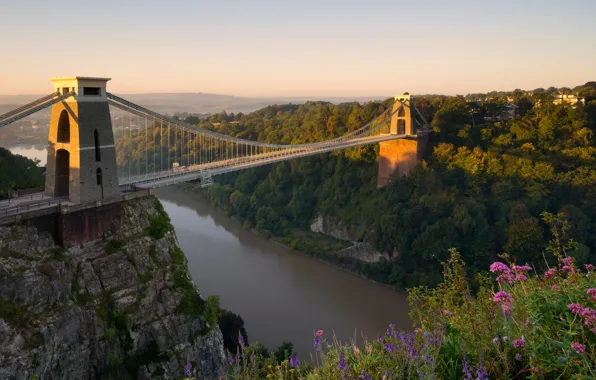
[310,215,395,263]
[0,196,226,379]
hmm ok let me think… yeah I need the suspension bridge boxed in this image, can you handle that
[0,77,430,211]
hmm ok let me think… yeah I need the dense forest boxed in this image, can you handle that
[0,147,44,198]
[195,82,596,289]
[113,82,596,289]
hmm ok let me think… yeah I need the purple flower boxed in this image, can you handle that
[493,291,514,315]
[184,363,192,377]
[585,264,594,272]
[490,262,510,273]
[249,353,255,362]
[512,265,532,272]
[587,288,596,301]
[552,285,560,291]
[571,342,585,354]
[515,353,522,361]
[461,349,473,379]
[362,370,372,380]
[492,337,499,344]
[238,334,244,346]
[568,303,585,315]
[562,265,572,272]
[493,291,514,304]
[383,343,396,353]
[384,370,392,379]
[313,336,321,348]
[513,336,526,349]
[544,268,556,278]
[289,352,299,368]
[503,336,509,341]
[337,349,347,372]
[377,335,384,342]
[512,265,532,281]
[490,262,514,283]
[562,256,575,266]
[227,355,234,365]
[476,355,488,380]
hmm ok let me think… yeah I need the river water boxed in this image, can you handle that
[7,145,411,359]
[154,187,410,359]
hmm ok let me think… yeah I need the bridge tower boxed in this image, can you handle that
[45,77,119,203]
[377,94,428,187]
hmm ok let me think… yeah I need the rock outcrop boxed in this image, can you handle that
[310,215,395,263]
[0,196,226,379]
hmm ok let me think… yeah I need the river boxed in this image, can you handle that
[154,187,410,359]
[8,145,411,359]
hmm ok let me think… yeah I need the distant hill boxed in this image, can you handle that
[0,93,387,115]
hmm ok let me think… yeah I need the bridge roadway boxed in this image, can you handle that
[0,192,67,217]
[120,133,413,189]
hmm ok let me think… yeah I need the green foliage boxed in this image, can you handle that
[219,309,249,355]
[0,147,44,198]
[50,247,66,261]
[145,199,173,239]
[105,239,124,254]
[170,247,185,266]
[204,295,222,332]
[0,299,32,329]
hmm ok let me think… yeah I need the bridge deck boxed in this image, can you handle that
[120,133,416,189]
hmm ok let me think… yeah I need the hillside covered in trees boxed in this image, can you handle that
[0,147,44,198]
[118,82,596,289]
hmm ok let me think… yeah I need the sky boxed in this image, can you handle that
[0,0,595,97]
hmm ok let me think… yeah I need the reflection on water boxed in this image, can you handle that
[7,145,47,166]
[155,186,410,359]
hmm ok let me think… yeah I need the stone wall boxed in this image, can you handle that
[0,195,226,379]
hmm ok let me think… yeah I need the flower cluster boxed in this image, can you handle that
[571,342,586,354]
[493,290,514,314]
[220,245,595,380]
[512,336,526,349]
[568,303,596,332]
[544,268,557,279]
[511,265,532,281]
[562,256,575,272]
[313,329,324,348]
[490,262,514,284]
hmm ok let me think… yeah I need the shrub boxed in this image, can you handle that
[145,199,173,239]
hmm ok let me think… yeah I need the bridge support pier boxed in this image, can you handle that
[377,136,428,187]
[377,93,428,187]
[45,77,120,203]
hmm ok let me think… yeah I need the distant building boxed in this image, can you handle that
[553,93,585,106]
[483,102,517,122]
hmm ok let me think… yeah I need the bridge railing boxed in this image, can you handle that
[0,199,63,217]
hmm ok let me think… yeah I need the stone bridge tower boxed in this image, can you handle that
[377,94,429,187]
[45,77,119,203]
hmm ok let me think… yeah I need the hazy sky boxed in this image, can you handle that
[1,0,595,97]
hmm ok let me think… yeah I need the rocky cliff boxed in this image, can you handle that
[310,215,395,263]
[0,196,226,379]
